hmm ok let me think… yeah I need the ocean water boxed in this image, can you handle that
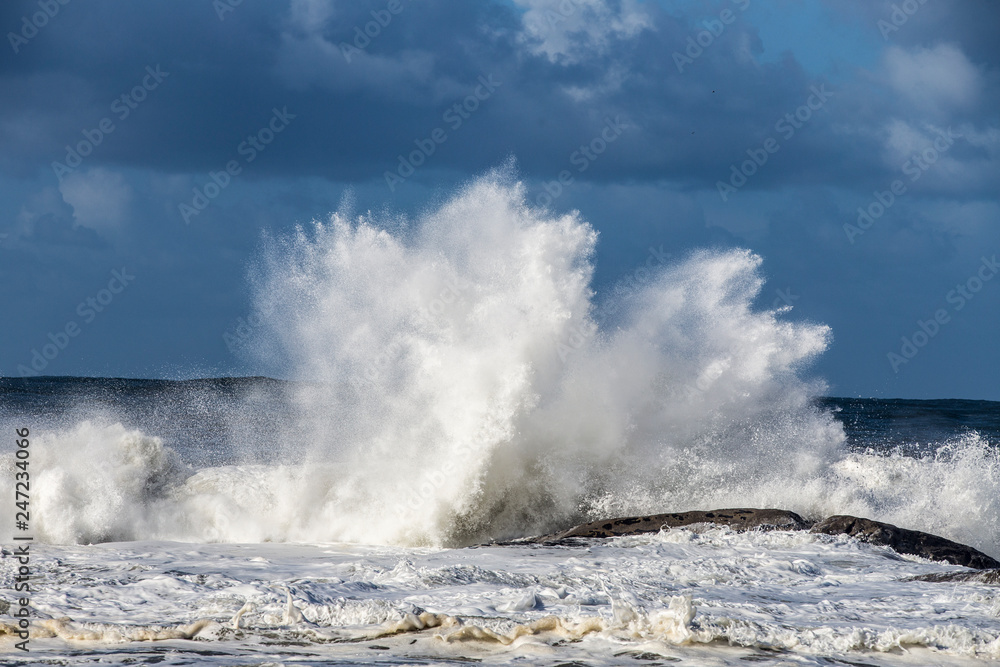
[2,172,999,665]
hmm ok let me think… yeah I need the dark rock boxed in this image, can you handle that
[810,515,1000,570]
[518,508,1000,572]
[908,569,1000,584]
[537,508,811,542]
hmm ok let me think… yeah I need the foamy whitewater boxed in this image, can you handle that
[2,170,999,664]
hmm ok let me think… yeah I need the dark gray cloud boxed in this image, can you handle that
[2,0,996,189]
[1,0,998,397]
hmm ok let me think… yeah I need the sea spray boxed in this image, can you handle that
[8,169,1000,555]
[26,421,187,544]
[240,167,843,545]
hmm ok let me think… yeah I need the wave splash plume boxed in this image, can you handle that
[9,168,999,553]
[237,167,838,546]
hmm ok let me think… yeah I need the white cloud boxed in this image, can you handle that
[515,0,653,64]
[883,43,980,113]
[59,168,132,233]
[12,186,68,239]
[962,124,1000,154]
[883,118,932,163]
[880,119,979,194]
[287,0,335,34]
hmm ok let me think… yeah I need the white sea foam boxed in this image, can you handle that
[2,535,999,664]
[4,168,999,557]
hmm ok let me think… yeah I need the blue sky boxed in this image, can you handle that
[1,0,998,399]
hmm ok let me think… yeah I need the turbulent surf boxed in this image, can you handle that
[2,170,999,665]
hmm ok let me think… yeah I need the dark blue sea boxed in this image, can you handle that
[3,376,997,464]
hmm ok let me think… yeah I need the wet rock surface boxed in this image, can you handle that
[810,515,1000,570]
[908,569,1000,584]
[535,508,811,542]
[525,508,1000,571]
